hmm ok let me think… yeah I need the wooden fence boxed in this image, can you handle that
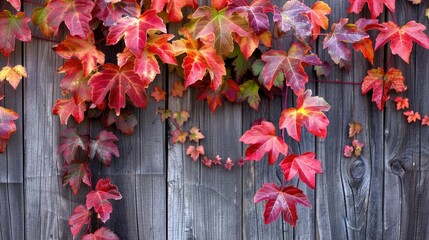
[1,0,429,239]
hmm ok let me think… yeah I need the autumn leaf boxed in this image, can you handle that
[224,157,235,170]
[0,65,27,89]
[279,152,322,189]
[273,0,312,42]
[353,18,383,64]
[348,121,362,138]
[237,80,261,111]
[172,110,190,126]
[197,78,239,112]
[32,4,55,36]
[375,21,429,63]
[344,145,354,158]
[422,115,429,126]
[202,156,213,167]
[82,227,120,240]
[53,98,87,125]
[323,18,369,67]
[102,109,138,135]
[0,107,18,153]
[53,34,105,77]
[227,0,273,35]
[348,0,395,19]
[307,1,331,39]
[62,161,92,196]
[186,145,205,161]
[69,205,91,239]
[191,6,252,56]
[240,120,289,164]
[361,67,407,111]
[0,10,31,57]
[261,42,322,94]
[157,108,172,122]
[6,0,21,11]
[58,59,92,103]
[86,179,122,223]
[46,0,95,38]
[171,80,185,97]
[93,0,140,27]
[394,97,409,110]
[189,126,204,142]
[89,63,148,116]
[254,183,311,225]
[151,0,198,22]
[352,139,364,156]
[89,130,119,166]
[171,129,188,144]
[106,10,166,57]
[404,111,421,123]
[279,90,331,141]
[173,30,226,90]
[151,86,166,102]
[57,128,89,164]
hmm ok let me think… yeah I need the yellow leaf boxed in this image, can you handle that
[0,65,27,89]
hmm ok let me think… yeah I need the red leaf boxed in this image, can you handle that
[307,1,331,39]
[58,128,89,164]
[240,120,288,164]
[0,65,27,90]
[404,111,421,123]
[227,0,273,35]
[106,10,166,57]
[261,42,322,94]
[86,179,122,223]
[53,34,105,77]
[89,63,149,116]
[89,130,119,166]
[422,115,429,126]
[254,183,311,225]
[186,145,205,161]
[361,67,407,111]
[375,21,429,63]
[102,109,138,135]
[46,0,95,38]
[63,161,92,196]
[348,0,395,19]
[394,97,409,110]
[279,90,331,141]
[197,79,239,112]
[352,18,383,64]
[0,107,18,153]
[53,98,87,125]
[188,126,204,142]
[0,10,31,57]
[344,145,354,158]
[82,227,120,240]
[93,0,140,27]
[224,157,235,170]
[173,30,226,90]
[151,86,166,102]
[68,205,91,239]
[151,0,198,22]
[58,59,92,103]
[279,152,323,189]
[323,18,369,67]
[273,0,312,42]
[7,0,21,11]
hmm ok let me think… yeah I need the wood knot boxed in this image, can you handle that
[390,159,406,176]
[349,158,366,180]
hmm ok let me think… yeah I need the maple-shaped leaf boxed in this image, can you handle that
[224,157,235,170]
[422,115,429,126]
[237,80,260,111]
[52,98,87,125]
[173,30,226,90]
[404,111,421,123]
[191,7,252,56]
[394,97,409,110]
[240,120,288,164]
[58,128,89,164]
[151,0,198,22]
[46,0,95,38]
[82,227,120,240]
[93,0,140,27]
[352,18,383,65]
[189,126,204,142]
[89,63,148,116]
[89,130,119,166]
[227,0,273,35]
[69,205,91,239]
[0,106,18,153]
[279,152,322,189]
[0,10,31,57]
[229,45,250,78]
[7,0,21,11]
[254,183,311,225]
[0,65,27,89]
[107,10,166,57]
[307,1,331,40]
[151,86,166,102]
[361,67,406,111]
[172,110,190,126]
[348,121,362,138]
[186,145,205,161]
[53,34,105,77]
[375,21,429,63]
[261,42,322,94]
[86,179,122,223]
[171,129,188,144]
[273,0,313,42]
[171,80,185,97]
[32,4,55,36]
[102,109,137,135]
[62,161,92,195]
[279,90,331,141]
[58,59,92,103]
[323,18,369,67]
[344,145,354,158]
[157,108,172,122]
[196,78,239,112]
[348,0,395,19]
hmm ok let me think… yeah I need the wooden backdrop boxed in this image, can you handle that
[1,0,428,239]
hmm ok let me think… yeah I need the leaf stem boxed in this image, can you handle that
[309,79,361,85]
[31,35,61,43]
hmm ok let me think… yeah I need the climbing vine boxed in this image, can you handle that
[1,0,429,238]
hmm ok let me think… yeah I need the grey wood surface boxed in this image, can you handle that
[0,0,428,239]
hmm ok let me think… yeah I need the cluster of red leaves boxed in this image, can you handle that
[343,122,364,158]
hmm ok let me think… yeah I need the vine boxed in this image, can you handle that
[1,0,429,238]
